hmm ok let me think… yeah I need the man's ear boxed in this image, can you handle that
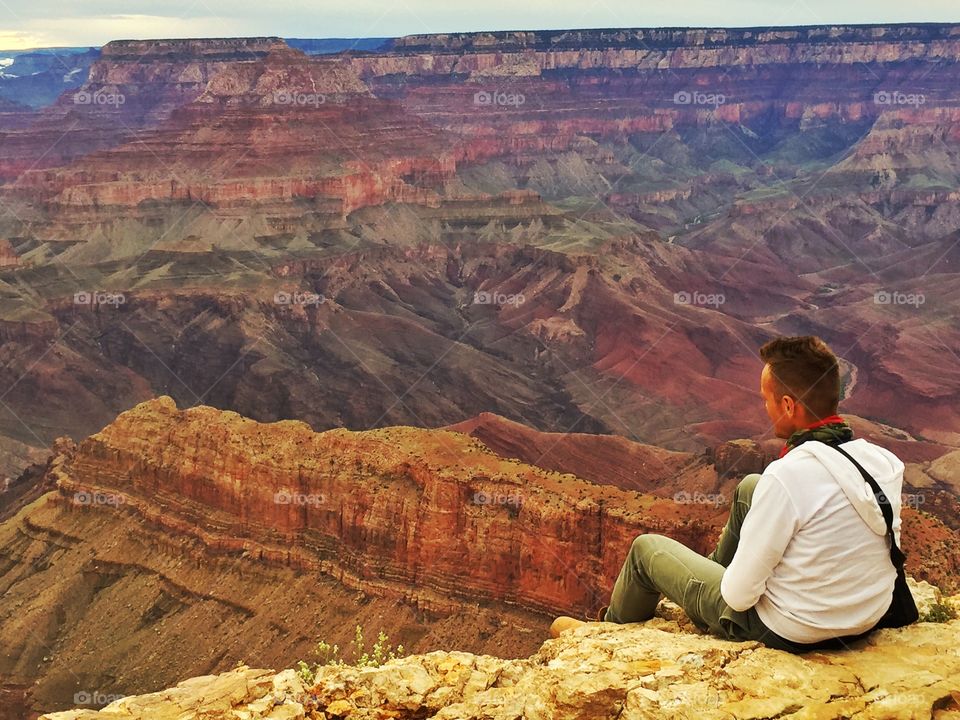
[781,394,796,417]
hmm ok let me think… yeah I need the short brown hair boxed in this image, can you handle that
[759,336,840,419]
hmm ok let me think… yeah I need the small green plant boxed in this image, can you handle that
[316,639,341,665]
[295,625,405,683]
[920,601,957,623]
[354,625,406,668]
[295,660,316,685]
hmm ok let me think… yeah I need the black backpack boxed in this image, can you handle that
[824,441,919,629]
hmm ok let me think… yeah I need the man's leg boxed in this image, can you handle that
[707,473,761,567]
[605,533,726,630]
[604,474,766,634]
[603,532,784,646]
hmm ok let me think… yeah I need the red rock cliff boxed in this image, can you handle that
[51,396,723,617]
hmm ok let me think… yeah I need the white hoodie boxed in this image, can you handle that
[720,438,903,644]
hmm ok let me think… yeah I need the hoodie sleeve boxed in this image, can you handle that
[720,473,802,611]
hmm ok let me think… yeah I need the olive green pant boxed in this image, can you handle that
[604,474,799,652]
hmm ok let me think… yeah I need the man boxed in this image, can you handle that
[550,335,904,652]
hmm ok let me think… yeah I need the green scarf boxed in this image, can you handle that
[780,415,853,458]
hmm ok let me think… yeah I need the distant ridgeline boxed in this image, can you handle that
[285,37,393,54]
[388,23,960,50]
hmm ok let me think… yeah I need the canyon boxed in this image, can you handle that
[3,397,960,717]
[1,22,960,719]
[0,26,959,477]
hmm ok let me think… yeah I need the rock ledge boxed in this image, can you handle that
[42,587,960,720]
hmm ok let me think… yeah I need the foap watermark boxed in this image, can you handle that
[74,290,126,306]
[472,290,525,306]
[274,489,326,506]
[673,490,726,507]
[274,290,325,306]
[73,90,125,106]
[73,690,127,707]
[873,90,925,107]
[472,490,523,507]
[273,90,326,107]
[901,493,925,510]
[673,90,726,108]
[874,290,925,307]
[473,90,526,108]
[73,490,126,507]
[673,290,725,308]
[659,686,723,710]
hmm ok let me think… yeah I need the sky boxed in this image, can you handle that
[0,0,958,50]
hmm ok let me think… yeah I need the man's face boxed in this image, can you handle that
[761,364,799,439]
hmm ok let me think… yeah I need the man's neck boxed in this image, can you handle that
[792,414,845,435]
[778,414,848,457]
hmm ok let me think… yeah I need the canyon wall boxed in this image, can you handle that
[52,396,722,615]
[0,397,718,716]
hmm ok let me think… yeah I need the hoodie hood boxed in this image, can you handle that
[791,438,904,537]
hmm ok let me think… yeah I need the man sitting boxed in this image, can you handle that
[550,335,904,652]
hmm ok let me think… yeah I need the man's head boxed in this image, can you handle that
[759,336,841,438]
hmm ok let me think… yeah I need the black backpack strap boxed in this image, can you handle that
[823,442,906,569]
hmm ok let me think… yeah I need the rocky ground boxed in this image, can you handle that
[39,581,960,720]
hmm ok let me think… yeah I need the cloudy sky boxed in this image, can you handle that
[0,0,958,50]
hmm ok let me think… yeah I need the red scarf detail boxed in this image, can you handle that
[778,414,845,459]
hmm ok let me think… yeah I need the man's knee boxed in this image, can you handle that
[629,533,664,561]
[734,473,761,504]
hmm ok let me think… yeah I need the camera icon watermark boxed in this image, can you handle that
[673,290,725,308]
[472,290,525,306]
[73,90,126,106]
[274,490,326,506]
[274,290,325,306]
[273,90,326,107]
[873,90,925,107]
[673,90,726,108]
[74,290,126,306]
[473,90,526,107]
[873,290,924,307]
